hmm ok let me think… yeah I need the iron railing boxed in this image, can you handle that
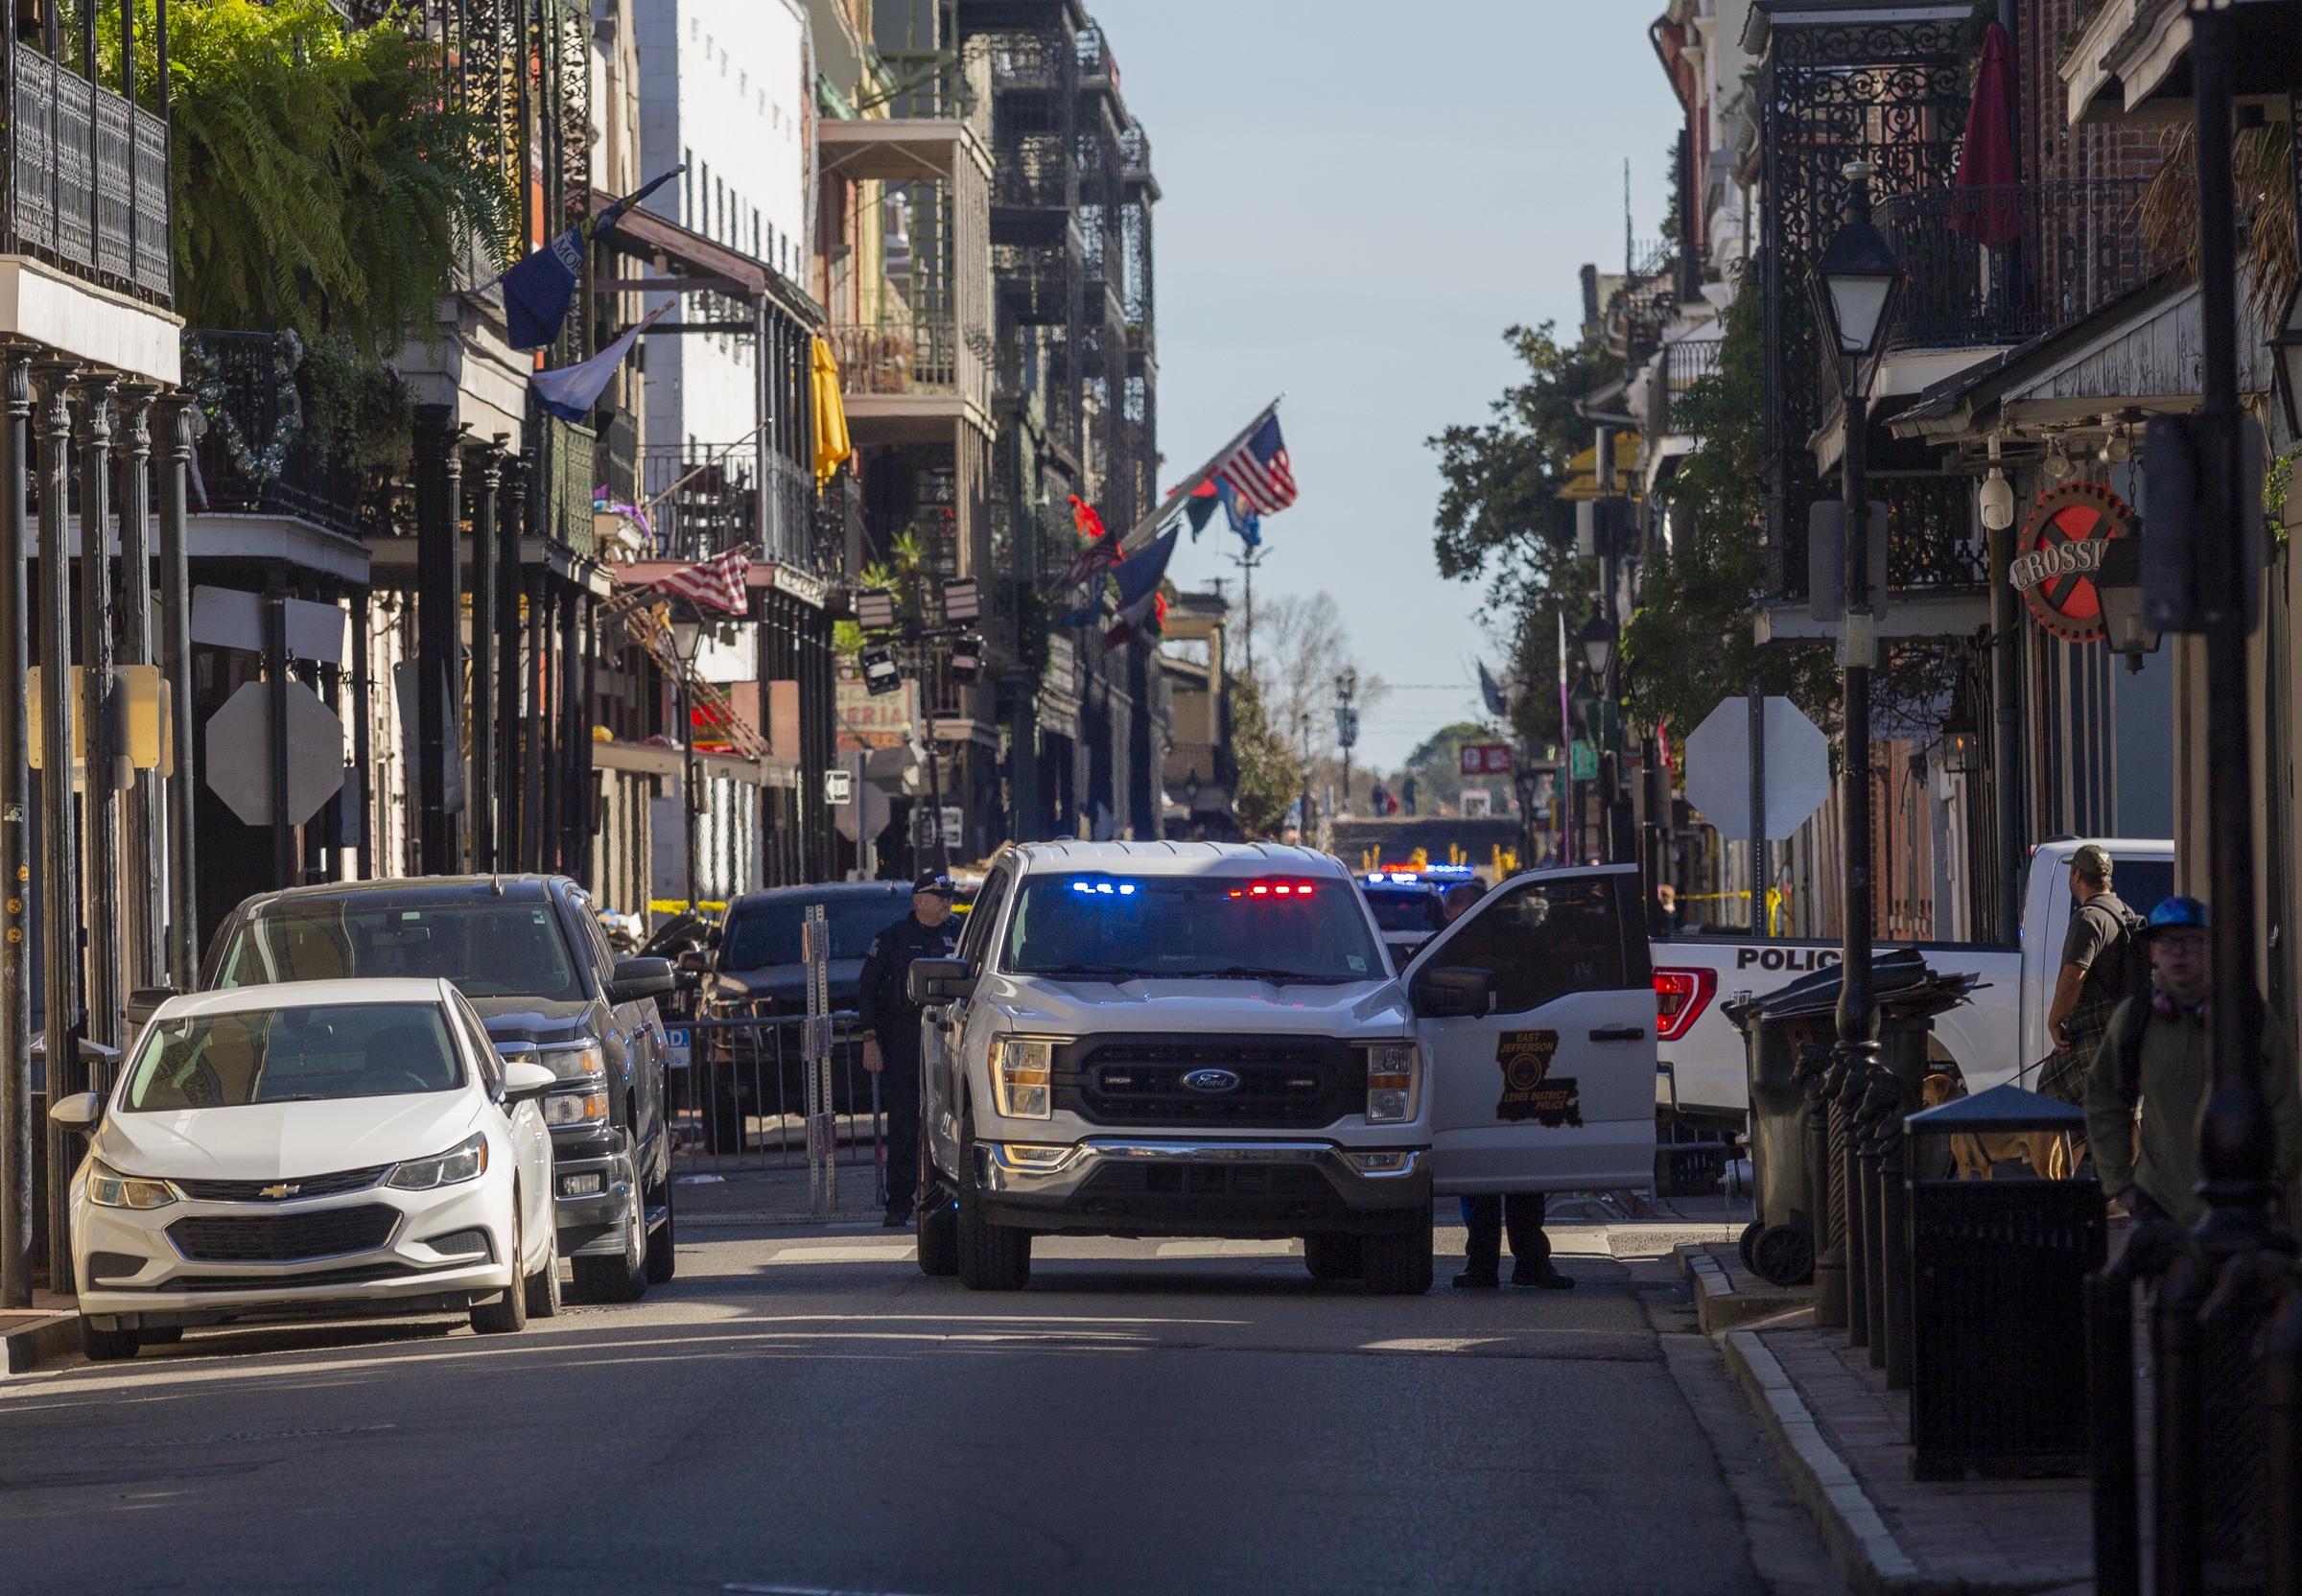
[1644,338,1725,438]
[540,415,597,556]
[992,129,1074,210]
[7,47,172,305]
[183,332,368,539]
[1875,177,2166,351]
[1075,23,1114,82]
[642,444,757,565]
[827,316,964,395]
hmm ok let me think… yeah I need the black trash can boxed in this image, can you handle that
[1904,1083,2102,1480]
[1731,1008,1826,1286]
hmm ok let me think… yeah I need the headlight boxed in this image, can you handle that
[1361,1042,1421,1125]
[534,1043,607,1083]
[542,1088,610,1129]
[87,1159,179,1209]
[387,1133,489,1191]
[990,1038,1056,1120]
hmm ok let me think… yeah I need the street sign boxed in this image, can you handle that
[940,804,963,849]
[1568,739,1597,782]
[1681,695,1830,843]
[204,679,347,828]
[29,665,172,778]
[823,767,854,806]
[1459,741,1512,776]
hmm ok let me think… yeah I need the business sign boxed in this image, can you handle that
[1459,742,1513,777]
[834,667,916,751]
[2011,481,2133,643]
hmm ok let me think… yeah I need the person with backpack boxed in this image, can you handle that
[2038,845,2146,1104]
[2082,896,2302,1226]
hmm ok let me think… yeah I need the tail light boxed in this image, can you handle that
[1654,967,1716,1043]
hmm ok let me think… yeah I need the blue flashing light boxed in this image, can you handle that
[1069,878,1139,898]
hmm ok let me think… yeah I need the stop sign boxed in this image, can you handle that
[204,679,347,828]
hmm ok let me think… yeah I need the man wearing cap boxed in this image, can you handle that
[857,873,961,1228]
[2040,844,2143,1105]
[2084,896,2302,1227]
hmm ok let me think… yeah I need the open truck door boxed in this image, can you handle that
[1404,865,1656,1194]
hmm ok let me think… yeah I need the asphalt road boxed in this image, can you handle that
[1,1219,1844,1596]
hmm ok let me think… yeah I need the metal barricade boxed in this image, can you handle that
[667,1011,883,1191]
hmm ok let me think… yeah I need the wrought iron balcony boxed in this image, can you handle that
[827,316,964,396]
[992,130,1074,210]
[540,416,597,556]
[1874,177,2167,351]
[5,40,172,307]
[183,332,370,539]
[642,444,758,566]
[981,30,1072,94]
[1643,337,1724,439]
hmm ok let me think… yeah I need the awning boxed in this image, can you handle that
[1557,433,1644,503]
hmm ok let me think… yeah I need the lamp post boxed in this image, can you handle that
[2095,537,2160,673]
[1334,669,1359,816]
[669,614,706,912]
[1578,605,1618,864]
[853,577,984,872]
[1809,159,1905,1101]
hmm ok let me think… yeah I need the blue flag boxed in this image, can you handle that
[533,305,668,422]
[1104,528,1180,648]
[498,167,684,351]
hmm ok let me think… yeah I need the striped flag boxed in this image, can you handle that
[655,547,751,615]
[1212,413,1297,515]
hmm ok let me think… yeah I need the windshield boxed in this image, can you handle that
[120,1003,463,1112]
[719,897,906,970]
[1363,888,1445,934]
[1000,874,1381,983]
[214,901,587,1002]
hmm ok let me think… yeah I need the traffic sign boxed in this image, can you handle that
[1681,695,1830,843]
[204,679,347,828]
[823,767,854,806]
[1459,742,1512,777]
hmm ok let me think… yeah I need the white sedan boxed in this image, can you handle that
[52,978,561,1360]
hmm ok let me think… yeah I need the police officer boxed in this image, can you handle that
[858,871,961,1228]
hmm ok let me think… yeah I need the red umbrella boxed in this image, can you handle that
[1949,22,2022,246]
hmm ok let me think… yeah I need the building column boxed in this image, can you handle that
[0,348,32,1308]
[467,440,502,872]
[523,568,549,873]
[412,404,462,874]
[498,454,529,869]
[348,594,372,881]
[577,594,599,889]
[557,582,584,880]
[113,385,161,987]
[153,397,197,979]
[32,363,79,1287]
[74,376,120,1052]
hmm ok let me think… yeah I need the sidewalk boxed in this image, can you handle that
[1681,1243,2093,1596]
[1,1289,82,1377]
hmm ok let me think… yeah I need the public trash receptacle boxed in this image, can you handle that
[1904,1083,2102,1481]
[1729,1007,1825,1287]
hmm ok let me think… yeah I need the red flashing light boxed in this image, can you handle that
[1654,967,1717,1043]
[1251,883,1269,897]
[1230,879,1319,902]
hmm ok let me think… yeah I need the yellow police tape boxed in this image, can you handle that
[647,899,728,914]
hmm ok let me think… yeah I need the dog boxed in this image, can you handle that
[1921,1072,2078,1180]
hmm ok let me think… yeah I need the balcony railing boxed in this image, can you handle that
[992,130,1074,209]
[1075,24,1116,86]
[982,31,1072,93]
[184,332,369,539]
[8,46,171,305]
[828,316,963,396]
[540,415,597,556]
[1875,178,2167,351]
[643,444,757,565]
[1644,338,1725,438]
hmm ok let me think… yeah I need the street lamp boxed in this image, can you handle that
[1809,157,1903,1205]
[1578,606,1618,677]
[2096,535,2160,672]
[668,611,709,913]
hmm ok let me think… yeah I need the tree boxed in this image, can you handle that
[1228,675,1301,838]
[1248,591,1388,809]
[1391,719,1500,815]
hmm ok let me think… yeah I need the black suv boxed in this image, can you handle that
[196,876,678,1303]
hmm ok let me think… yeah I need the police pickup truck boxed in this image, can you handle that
[901,841,1657,1294]
[1650,836,2173,1134]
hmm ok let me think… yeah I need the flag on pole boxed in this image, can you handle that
[654,547,752,615]
[497,166,684,351]
[533,304,669,422]
[1184,478,1260,547]
[1118,396,1284,554]
[1103,528,1179,649]
[1211,412,1297,515]
[1477,660,1511,719]
[1070,494,1108,542]
[1054,496,1123,593]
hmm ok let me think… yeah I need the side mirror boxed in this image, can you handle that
[676,949,713,974]
[502,1060,558,1102]
[127,986,179,1027]
[1411,966,1493,1020]
[607,956,678,1005]
[49,1091,103,1133]
[906,957,975,1006]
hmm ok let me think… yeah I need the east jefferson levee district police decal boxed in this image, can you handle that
[1495,1030,1582,1128]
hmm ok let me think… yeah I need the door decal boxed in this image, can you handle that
[1495,1029,1582,1128]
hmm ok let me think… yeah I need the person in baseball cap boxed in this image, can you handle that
[2040,844,2144,1104]
[856,869,962,1226]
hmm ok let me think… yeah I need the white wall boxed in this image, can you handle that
[636,0,812,455]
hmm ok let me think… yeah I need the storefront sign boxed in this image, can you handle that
[835,669,916,751]
[2009,481,2134,643]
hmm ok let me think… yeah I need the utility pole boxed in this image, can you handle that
[0,348,30,1309]
[1333,668,1359,817]
[1228,543,1265,684]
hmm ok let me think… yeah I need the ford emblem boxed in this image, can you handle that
[1182,1068,1242,1094]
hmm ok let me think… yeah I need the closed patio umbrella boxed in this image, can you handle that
[1948,22,2022,246]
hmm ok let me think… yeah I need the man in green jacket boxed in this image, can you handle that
[2084,895,2302,1227]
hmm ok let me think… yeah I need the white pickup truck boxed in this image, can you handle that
[1650,837,2174,1132]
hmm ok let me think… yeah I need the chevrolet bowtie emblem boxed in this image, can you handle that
[259,1183,299,1199]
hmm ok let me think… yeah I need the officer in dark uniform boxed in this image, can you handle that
[857,871,960,1228]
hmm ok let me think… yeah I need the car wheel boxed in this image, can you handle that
[916,1182,960,1278]
[525,1217,563,1319]
[953,1115,1030,1292]
[570,1182,648,1304]
[471,1205,531,1335]
[645,1169,677,1286]
[1302,1233,1364,1281]
[81,1319,139,1362]
[1360,1201,1435,1296]
[136,1325,184,1347]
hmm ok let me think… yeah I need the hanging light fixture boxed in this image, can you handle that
[2096,537,2160,672]
[856,588,899,632]
[2042,438,2075,483]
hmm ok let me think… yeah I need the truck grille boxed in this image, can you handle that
[168,1206,399,1263]
[173,1165,390,1203]
[1054,1036,1359,1128]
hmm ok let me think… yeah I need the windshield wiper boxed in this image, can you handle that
[1027,963,1142,980]
[1186,966,1351,985]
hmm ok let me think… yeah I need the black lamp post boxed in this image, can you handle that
[1809,159,1904,1095]
[1578,606,1619,862]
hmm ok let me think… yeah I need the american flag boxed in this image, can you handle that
[1213,413,1297,515]
[1056,534,1122,593]
[655,547,751,614]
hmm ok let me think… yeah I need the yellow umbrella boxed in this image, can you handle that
[1557,433,1643,502]
[811,335,852,487]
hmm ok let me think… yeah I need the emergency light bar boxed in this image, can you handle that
[1226,880,1319,900]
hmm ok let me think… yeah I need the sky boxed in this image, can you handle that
[1090,0,1682,770]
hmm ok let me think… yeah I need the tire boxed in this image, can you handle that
[82,1320,139,1362]
[1750,1224,1815,1288]
[472,1206,531,1335]
[525,1220,562,1319]
[917,1185,960,1278]
[1360,1202,1435,1296]
[645,1168,677,1286]
[1737,1220,1764,1274]
[1303,1232,1364,1281]
[136,1325,183,1347]
[953,1116,1030,1292]
[570,1181,648,1304]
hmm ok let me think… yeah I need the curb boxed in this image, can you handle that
[1674,1242,1809,1333]
[2,1313,79,1376]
